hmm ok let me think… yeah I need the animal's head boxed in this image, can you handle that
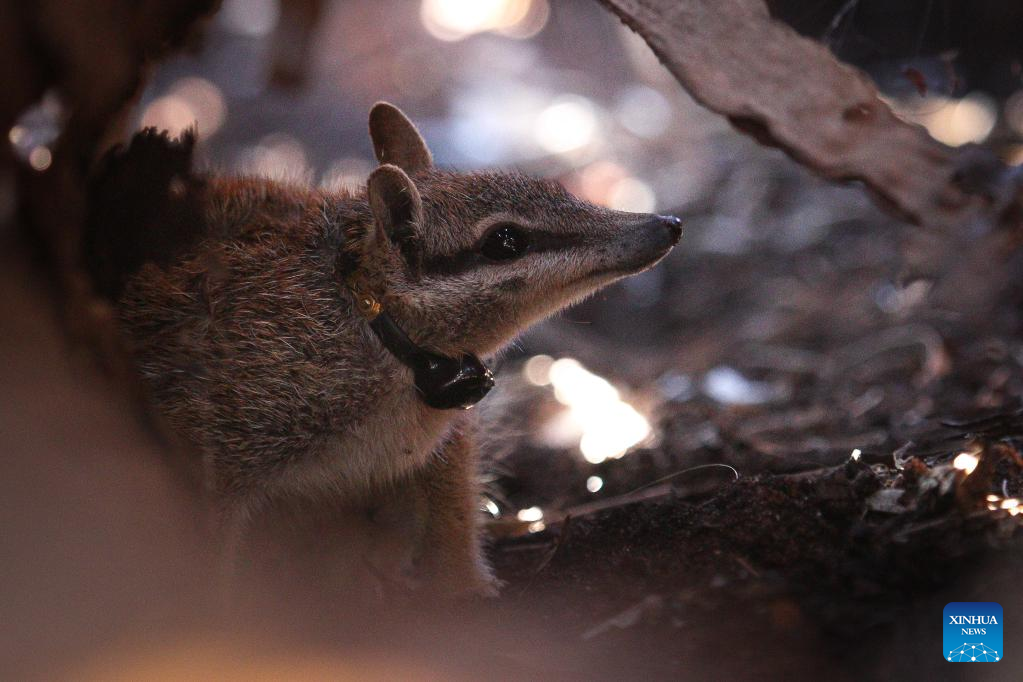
[349,102,682,362]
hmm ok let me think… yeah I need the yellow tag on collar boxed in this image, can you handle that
[345,274,382,320]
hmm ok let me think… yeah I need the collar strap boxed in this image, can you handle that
[345,273,494,410]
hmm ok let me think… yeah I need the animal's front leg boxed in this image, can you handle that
[211,495,257,603]
[407,425,497,597]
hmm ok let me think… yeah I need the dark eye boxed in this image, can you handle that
[480,224,530,261]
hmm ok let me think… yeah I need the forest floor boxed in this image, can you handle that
[486,160,1023,677]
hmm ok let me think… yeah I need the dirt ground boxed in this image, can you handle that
[6,1,1023,678]
[483,152,1023,677]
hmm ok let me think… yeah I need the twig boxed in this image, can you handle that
[823,0,861,44]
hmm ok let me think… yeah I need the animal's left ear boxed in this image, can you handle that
[368,102,433,175]
[366,163,423,276]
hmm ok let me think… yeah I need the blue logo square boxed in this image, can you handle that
[944,602,1003,662]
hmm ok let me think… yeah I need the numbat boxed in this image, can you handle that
[89,103,682,596]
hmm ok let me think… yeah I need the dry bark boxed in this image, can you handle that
[593,0,994,230]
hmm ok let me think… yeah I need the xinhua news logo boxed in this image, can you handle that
[944,602,1003,662]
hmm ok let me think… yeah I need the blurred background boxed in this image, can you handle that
[136,0,720,212]
[5,1,1023,678]
[110,0,1023,511]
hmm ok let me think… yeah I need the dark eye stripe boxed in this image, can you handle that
[421,230,588,277]
[481,224,529,261]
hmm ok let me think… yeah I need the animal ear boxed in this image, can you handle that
[368,102,433,175]
[366,164,423,275]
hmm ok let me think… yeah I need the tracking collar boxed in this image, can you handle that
[345,271,494,410]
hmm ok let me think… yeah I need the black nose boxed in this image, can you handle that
[658,214,683,244]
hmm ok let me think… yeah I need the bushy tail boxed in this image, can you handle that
[85,127,206,299]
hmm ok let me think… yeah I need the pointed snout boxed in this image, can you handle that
[608,212,683,274]
[660,214,684,244]
[632,213,683,257]
[641,214,683,246]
